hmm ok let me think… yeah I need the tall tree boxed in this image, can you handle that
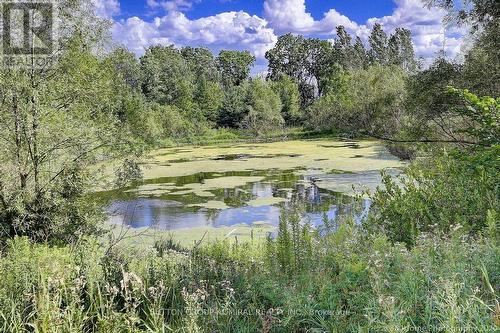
[0,0,136,242]
[266,34,312,106]
[369,23,389,65]
[333,26,354,69]
[424,0,499,30]
[181,47,218,82]
[305,38,336,97]
[352,36,368,69]
[404,57,463,141]
[266,34,308,82]
[266,34,335,106]
[140,45,194,110]
[218,84,249,128]
[271,75,301,124]
[462,20,500,96]
[388,28,417,72]
[106,47,142,90]
[194,78,224,123]
[242,79,284,136]
[216,50,255,87]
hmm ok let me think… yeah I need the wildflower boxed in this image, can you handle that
[105,284,119,297]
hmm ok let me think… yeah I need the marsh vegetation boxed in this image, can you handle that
[101,139,401,245]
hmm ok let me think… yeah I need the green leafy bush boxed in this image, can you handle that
[368,148,499,246]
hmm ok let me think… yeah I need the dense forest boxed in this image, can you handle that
[0,0,498,331]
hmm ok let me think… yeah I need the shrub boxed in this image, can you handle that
[368,148,500,246]
[241,79,285,136]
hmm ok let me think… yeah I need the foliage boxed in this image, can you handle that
[216,50,255,87]
[462,19,500,96]
[218,83,250,128]
[448,88,500,146]
[424,0,499,29]
[0,15,137,243]
[333,26,357,70]
[270,75,301,125]
[0,219,498,332]
[181,46,219,82]
[194,78,224,124]
[0,0,499,330]
[369,23,389,65]
[265,33,311,103]
[306,65,407,137]
[349,65,407,136]
[388,28,418,72]
[403,58,463,142]
[140,45,194,110]
[304,89,351,134]
[106,47,142,91]
[241,79,284,136]
[368,148,500,246]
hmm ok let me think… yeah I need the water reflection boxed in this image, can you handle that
[103,169,373,231]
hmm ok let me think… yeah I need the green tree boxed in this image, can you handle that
[388,28,417,72]
[218,84,249,128]
[318,63,349,97]
[462,20,500,96]
[423,0,499,95]
[305,38,336,98]
[307,65,407,137]
[194,78,224,124]
[305,65,352,133]
[140,45,194,110]
[424,0,499,30]
[404,58,464,142]
[181,47,218,82]
[266,34,335,106]
[216,50,255,87]
[333,26,355,69]
[266,34,308,82]
[349,65,407,136]
[352,36,369,69]
[0,1,136,242]
[106,47,142,90]
[447,88,500,146]
[271,75,301,124]
[242,79,284,136]
[266,34,314,106]
[369,23,389,65]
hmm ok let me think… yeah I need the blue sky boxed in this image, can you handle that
[94,0,465,70]
[115,0,397,24]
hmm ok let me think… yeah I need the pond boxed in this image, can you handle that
[100,139,402,236]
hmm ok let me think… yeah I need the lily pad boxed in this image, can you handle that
[247,197,288,207]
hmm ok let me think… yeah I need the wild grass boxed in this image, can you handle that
[0,212,498,332]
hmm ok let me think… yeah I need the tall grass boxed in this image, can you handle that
[0,213,498,332]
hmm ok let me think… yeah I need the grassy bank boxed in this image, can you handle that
[155,127,352,149]
[1,214,499,332]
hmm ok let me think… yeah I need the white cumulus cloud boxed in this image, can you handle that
[112,11,277,59]
[263,0,360,35]
[101,0,466,63]
[263,0,465,61]
[365,0,466,60]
